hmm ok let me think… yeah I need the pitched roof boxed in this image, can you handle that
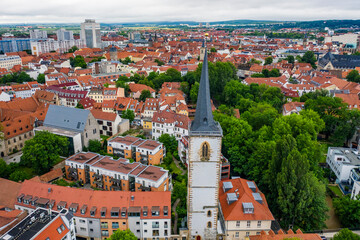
[249,229,322,240]
[219,178,274,221]
[16,180,171,219]
[90,109,117,121]
[0,178,22,209]
[43,105,90,132]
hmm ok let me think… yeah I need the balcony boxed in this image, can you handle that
[140,185,151,192]
[110,185,122,191]
[67,167,77,174]
[110,178,121,184]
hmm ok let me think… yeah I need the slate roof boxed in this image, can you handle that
[43,105,90,133]
[190,46,222,136]
[319,52,360,69]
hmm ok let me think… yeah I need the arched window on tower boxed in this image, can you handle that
[207,221,212,228]
[201,142,210,160]
[207,210,212,217]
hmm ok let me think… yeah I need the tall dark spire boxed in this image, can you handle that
[190,44,222,136]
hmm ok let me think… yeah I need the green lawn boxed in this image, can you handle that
[328,185,344,197]
[100,135,110,141]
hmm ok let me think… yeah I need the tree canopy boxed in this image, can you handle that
[20,131,69,175]
[109,229,137,240]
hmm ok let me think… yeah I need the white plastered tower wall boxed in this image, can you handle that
[187,38,223,240]
[188,135,222,239]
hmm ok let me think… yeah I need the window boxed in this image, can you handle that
[201,142,210,160]
[246,232,250,237]
[101,222,108,229]
[112,222,119,229]
[235,232,239,238]
[101,230,109,237]
[207,210,211,217]
[152,222,159,228]
[247,221,251,228]
[236,221,240,227]
[207,222,212,228]
[257,221,261,228]
[80,227,86,231]
[79,219,85,223]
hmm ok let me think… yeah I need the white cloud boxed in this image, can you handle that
[0,0,359,24]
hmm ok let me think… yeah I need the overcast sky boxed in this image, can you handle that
[1,0,359,24]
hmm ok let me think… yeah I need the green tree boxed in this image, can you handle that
[301,51,317,69]
[0,159,7,178]
[210,47,217,53]
[75,103,84,109]
[346,70,360,83]
[88,140,102,153]
[120,57,133,65]
[158,134,177,154]
[122,109,135,123]
[264,56,273,65]
[9,170,31,182]
[70,55,87,68]
[154,59,165,66]
[139,90,151,102]
[180,82,189,96]
[269,68,280,77]
[333,195,360,228]
[20,131,69,175]
[68,46,79,53]
[116,80,130,96]
[165,68,182,82]
[109,229,137,240]
[333,228,360,240]
[242,103,279,130]
[286,55,295,64]
[17,72,33,83]
[190,82,199,103]
[37,74,45,84]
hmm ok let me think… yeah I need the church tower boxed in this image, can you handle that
[187,45,222,240]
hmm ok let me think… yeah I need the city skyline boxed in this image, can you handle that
[1,0,360,24]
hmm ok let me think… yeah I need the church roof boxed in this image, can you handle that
[190,46,222,136]
[319,52,360,69]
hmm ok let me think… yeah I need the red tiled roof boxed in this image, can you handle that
[90,109,117,121]
[219,178,274,221]
[16,180,171,219]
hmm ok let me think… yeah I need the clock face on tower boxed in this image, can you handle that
[200,142,210,161]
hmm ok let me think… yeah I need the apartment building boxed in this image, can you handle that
[46,86,88,108]
[88,87,104,103]
[0,55,21,70]
[103,87,124,101]
[219,178,274,240]
[0,208,75,240]
[65,152,169,192]
[152,111,190,140]
[14,180,171,240]
[107,135,164,165]
[12,84,32,99]
[142,98,160,119]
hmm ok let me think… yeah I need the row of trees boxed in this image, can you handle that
[214,104,328,231]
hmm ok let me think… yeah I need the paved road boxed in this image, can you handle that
[3,151,22,164]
